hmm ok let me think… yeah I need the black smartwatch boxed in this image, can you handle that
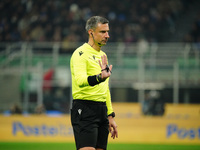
[108,112,115,118]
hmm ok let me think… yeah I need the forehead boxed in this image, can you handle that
[95,23,109,31]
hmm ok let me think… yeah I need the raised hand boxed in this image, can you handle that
[98,54,112,80]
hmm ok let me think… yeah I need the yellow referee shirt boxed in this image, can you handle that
[70,43,113,115]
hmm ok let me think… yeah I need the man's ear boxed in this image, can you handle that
[88,29,93,36]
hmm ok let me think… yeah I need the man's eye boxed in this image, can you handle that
[101,31,109,33]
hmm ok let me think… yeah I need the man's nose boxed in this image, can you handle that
[105,32,110,38]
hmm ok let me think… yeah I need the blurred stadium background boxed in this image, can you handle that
[0,0,200,149]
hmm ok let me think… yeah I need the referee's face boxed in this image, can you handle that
[93,23,110,46]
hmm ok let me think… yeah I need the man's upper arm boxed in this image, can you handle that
[72,51,89,87]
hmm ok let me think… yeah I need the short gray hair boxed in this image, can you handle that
[85,16,109,32]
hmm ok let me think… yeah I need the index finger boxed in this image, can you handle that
[98,59,102,68]
[102,54,107,65]
[113,126,118,138]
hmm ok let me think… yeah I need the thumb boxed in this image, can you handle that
[109,65,113,73]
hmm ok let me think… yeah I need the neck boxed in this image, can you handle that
[88,40,101,51]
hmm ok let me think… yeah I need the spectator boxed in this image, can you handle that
[142,90,165,116]
[10,104,22,114]
[34,104,46,114]
[0,0,191,43]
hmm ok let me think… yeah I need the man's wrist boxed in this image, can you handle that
[88,74,106,86]
[108,112,115,118]
[97,73,106,82]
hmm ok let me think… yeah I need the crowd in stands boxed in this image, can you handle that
[2,0,199,115]
[184,13,200,44]
[0,0,196,43]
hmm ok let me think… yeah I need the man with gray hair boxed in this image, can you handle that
[70,16,118,150]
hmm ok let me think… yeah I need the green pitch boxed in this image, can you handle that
[0,142,199,150]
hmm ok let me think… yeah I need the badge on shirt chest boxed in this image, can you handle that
[89,55,99,64]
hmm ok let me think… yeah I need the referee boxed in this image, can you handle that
[70,16,118,150]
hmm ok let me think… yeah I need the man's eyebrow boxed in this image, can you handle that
[100,30,109,33]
